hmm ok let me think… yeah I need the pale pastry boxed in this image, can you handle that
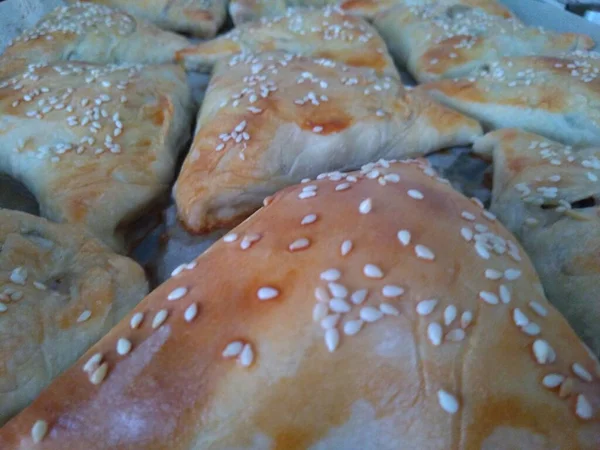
[0,2,191,80]
[474,128,600,357]
[0,62,193,250]
[0,208,148,426]
[68,0,228,37]
[177,7,399,78]
[425,54,600,146]
[373,3,594,82]
[2,160,599,448]
[229,0,513,25]
[174,51,482,232]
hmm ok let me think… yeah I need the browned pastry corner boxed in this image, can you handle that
[228,0,513,26]
[373,3,593,83]
[0,208,148,427]
[174,51,482,233]
[1,160,599,449]
[424,53,600,146]
[177,7,399,78]
[474,128,600,358]
[0,61,193,250]
[68,0,228,38]
[0,2,192,80]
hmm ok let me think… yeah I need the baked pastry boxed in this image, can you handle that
[229,0,513,26]
[2,159,599,448]
[373,3,594,83]
[0,61,193,250]
[69,0,227,37]
[0,3,191,80]
[0,208,148,426]
[175,51,482,233]
[425,54,600,146]
[177,7,398,77]
[474,128,600,357]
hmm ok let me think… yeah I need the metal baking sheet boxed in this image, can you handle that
[0,0,595,288]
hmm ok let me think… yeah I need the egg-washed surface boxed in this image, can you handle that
[1,160,599,448]
[175,51,482,233]
[373,2,593,83]
[475,128,600,358]
[0,61,194,250]
[177,6,399,78]
[0,208,148,426]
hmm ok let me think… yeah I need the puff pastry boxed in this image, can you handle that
[425,54,600,146]
[229,0,513,26]
[373,3,594,83]
[0,62,193,249]
[69,0,227,37]
[474,128,600,357]
[0,208,148,425]
[2,160,600,448]
[174,51,482,232]
[177,7,399,77]
[0,3,191,80]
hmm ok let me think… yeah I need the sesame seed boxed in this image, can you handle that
[184,303,198,322]
[475,242,490,260]
[312,126,323,133]
[167,287,188,301]
[499,285,511,304]
[446,329,466,342]
[461,227,473,241]
[407,189,424,200]
[329,298,351,313]
[31,420,48,443]
[529,301,548,317]
[239,343,254,367]
[340,240,353,256]
[485,269,503,280]
[483,211,496,221]
[325,328,340,352]
[363,264,384,279]
[152,310,168,329]
[301,214,317,225]
[479,291,499,305]
[504,269,521,280]
[444,305,457,326]
[397,230,411,246]
[130,312,144,329]
[10,267,28,285]
[222,341,243,358]
[415,245,435,261]
[360,306,384,322]
[313,303,329,321]
[384,173,400,183]
[533,339,556,364]
[77,310,91,323]
[343,319,363,335]
[351,289,368,305]
[0,303,6,313]
[382,285,404,297]
[257,287,279,301]
[90,362,108,385]
[437,390,459,414]
[171,264,186,277]
[513,308,529,327]
[83,353,102,373]
[299,191,316,199]
[542,373,564,388]
[116,338,132,356]
[240,233,261,250]
[573,363,593,382]
[289,238,310,252]
[461,211,476,221]
[359,198,372,214]
[523,322,541,336]
[416,299,438,316]
[576,395,593,419]
[321,269,341,281]
[33,281,47,290]
[328,282,348,298]
[315,287,330,303]
[321,314,340,330]
[380,303,400,316]
[428,322,443,346]
[460,311,473,328]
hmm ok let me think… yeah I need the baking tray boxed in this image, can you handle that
[0,0,595,288]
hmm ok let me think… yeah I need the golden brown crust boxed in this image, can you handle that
[474,128,600,357]
[373,3,593,83]
[68,0,227,37]
[0,61,193,250]
[0,208,148,426]
[174,51,482,233]
[424,54,600,146]
[177,7,399,78]
[0,3,191,80]
[2,160,600,448]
